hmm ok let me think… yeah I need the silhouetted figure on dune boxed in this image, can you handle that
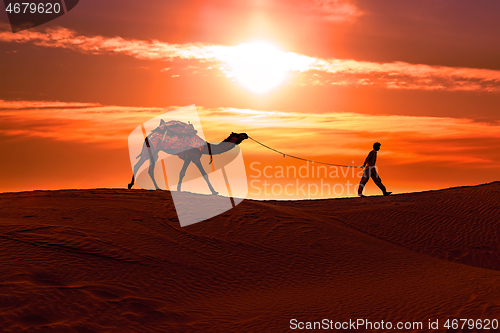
[358,142,392,197]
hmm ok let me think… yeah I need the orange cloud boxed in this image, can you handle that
[0,100,99,110]
[1,25,499,92]
[309,0,363,22]
[1,99,499,196]
[2,99,499,165]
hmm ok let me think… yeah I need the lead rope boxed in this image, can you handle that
[247,136,362,169]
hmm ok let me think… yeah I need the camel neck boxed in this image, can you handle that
[207,141,236,155]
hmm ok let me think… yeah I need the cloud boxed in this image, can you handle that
[310,0,363,22]
[1,25,499,92]
[0,99,165,146]
[0,100,100,110]
[2,99,499,195]
[1,100,499,166]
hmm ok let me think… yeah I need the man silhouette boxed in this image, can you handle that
[358,142,392,197]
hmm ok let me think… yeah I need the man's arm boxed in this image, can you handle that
[362,151,374,167]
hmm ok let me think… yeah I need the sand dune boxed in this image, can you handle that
[1,182,499,332]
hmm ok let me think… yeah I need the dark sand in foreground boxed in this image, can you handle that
[1,182,499,332]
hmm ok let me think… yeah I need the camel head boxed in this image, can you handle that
[223,132,248,145]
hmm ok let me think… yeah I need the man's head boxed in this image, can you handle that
[373,142,381,151]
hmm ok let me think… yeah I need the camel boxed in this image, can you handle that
[128,131,248,194]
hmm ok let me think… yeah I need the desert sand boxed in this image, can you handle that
[1,182,499,332]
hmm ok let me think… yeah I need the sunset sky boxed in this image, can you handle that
[1,0,499,198]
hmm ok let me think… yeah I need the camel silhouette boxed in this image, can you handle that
[128,131,248,194]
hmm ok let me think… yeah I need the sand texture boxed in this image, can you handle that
[1,182,499,332]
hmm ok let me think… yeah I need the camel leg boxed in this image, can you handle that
[177,158,192,192]
[148,152,161,190]
[128,175,135,189]
[192,158,218,195]
[128,154,149,189]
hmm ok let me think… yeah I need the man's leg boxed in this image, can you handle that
[371,169,388,194]
[358,169,370,195]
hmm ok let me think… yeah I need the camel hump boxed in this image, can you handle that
[164,120,198,136]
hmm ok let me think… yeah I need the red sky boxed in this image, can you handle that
[1,0,499,198]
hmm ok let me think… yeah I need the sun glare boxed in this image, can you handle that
[226,41,289,94]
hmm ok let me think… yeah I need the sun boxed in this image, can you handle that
[225,40,289,94]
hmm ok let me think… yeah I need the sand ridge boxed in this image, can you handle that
[1,183,499,332]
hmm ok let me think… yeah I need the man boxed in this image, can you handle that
[358,142,392,197]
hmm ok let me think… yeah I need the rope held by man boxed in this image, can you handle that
[247,136,362,169]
